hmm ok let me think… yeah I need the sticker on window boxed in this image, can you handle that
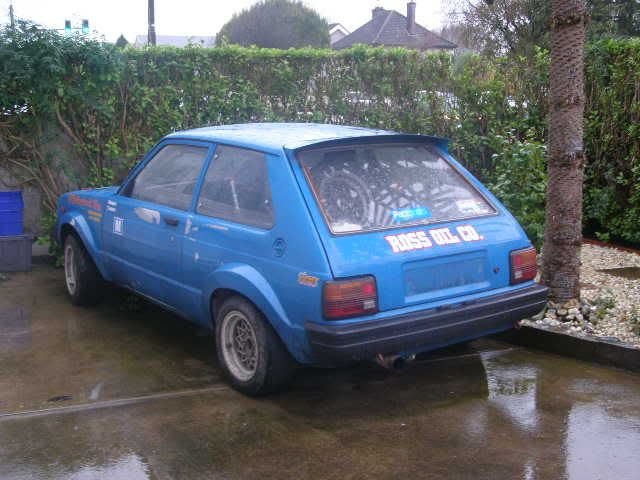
[392,207,432,223]
[456,199,486,215]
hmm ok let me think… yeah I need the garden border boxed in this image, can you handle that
[499,325,640,373]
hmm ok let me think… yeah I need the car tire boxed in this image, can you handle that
[63,234,104,306]
[215,296,294,396]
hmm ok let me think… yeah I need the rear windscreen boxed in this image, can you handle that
[297,143,495,234]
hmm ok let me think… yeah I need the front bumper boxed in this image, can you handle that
[305,284,548,362]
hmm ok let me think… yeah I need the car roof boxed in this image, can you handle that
[165,123,448,154]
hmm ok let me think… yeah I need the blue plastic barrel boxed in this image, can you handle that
[0,191,24,236]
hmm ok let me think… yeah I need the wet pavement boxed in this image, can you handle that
[1,262,639,479]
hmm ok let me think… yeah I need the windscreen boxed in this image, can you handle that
[297,143,495,234]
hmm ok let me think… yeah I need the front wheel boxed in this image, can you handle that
[215,296,294,396]
[63,234,104,306]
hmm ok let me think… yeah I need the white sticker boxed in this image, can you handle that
[113,217,124,235]
[457,224,484,242]
[430,227,461,246]
[385,225,484,254]
[456,199,484,215]
[384,231,433,254]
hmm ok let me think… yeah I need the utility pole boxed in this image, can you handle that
[148,0,156,46]
[9,2,15,30]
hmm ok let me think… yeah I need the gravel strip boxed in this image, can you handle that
[522,243,640,349]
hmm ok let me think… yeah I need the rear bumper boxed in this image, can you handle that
[305,284,548,362]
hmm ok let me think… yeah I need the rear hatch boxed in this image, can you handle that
[292,139,528,313]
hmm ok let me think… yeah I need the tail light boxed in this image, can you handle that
[510,247,538,284]
[323,276,378,320]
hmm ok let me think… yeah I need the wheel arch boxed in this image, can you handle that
[210,288,242,322]
[203,264,309,363]
[57,213,109,280]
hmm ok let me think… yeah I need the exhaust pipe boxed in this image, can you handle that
[374,353,413,370]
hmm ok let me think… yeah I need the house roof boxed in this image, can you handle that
[333,9,456,51]
[329,23,349,33]
[165,123,448,153]
[133,35,216,48]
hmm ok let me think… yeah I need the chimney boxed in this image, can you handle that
[372,7,386,20]
[407,2,416,34]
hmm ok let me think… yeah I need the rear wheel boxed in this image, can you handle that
[215,296,294,396]
[63,234,104,306]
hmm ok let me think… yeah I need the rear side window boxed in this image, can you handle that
[297,143,495,234]
[126,144,208,211]
[196,145,274,229]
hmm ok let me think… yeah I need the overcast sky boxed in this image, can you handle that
[0,0,448,43]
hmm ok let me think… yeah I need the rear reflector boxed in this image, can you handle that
[510,247,538,284]
[323,276,378,320]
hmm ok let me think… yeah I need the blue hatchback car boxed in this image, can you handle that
[56,123,547,395]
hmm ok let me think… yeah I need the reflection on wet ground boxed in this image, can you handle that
[1,264,639,479]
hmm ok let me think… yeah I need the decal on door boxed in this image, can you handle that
[113,217,125,236]
[87,210,102,223]
[385,225,484,254]
[68,194,101,211]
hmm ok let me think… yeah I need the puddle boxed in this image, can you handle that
[566,403,640,479]
[2,264,640,479]
[481,353,540,432]
[597,266,640,279]
[0,307,32,352]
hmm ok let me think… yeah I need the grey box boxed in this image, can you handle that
[0,235,32,272]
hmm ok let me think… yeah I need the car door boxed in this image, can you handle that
[102,141,213,311]
[180,144,277,322]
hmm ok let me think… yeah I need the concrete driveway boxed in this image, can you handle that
[1,261,639,479]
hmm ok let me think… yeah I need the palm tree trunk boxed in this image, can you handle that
[542,0,588,303]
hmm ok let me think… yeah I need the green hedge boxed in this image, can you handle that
[584,38,640,243]
[0,23,638,245]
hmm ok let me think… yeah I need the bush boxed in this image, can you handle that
[488,131,547,248]
[1,23,639,248]
[584,38,640,243]
[0,23,543,211]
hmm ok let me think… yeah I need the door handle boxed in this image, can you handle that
[164,216,179,226]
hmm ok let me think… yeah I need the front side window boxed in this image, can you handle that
[297,143,495,234]
[196,145,274,229]
[126,144,209,211]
